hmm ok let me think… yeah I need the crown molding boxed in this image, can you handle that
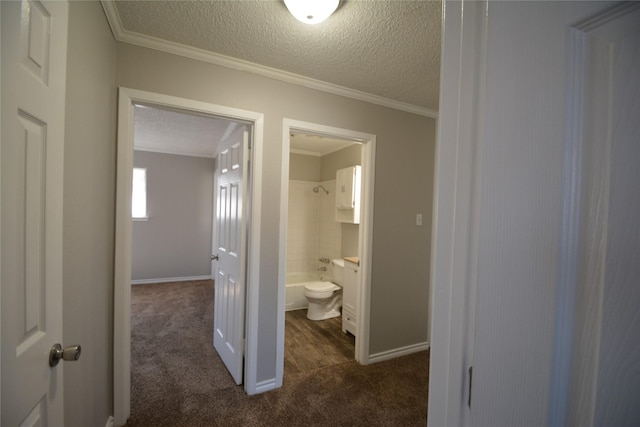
[134,146,216,159]
[290,149,322,157]
[574,1,640,32]
[101,0,439,119]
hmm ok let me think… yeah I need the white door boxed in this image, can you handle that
[213,125,249,385]
[568,5,640,425]
[1,0,69,425]
[469,4,640,425]
[430,2,639,426]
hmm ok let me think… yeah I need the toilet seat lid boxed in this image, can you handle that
[304,281,338,292]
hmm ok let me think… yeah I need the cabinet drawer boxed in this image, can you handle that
[342,308,357,336]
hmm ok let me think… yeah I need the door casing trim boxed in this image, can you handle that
[113,87,264,425]
[276,118,376,387]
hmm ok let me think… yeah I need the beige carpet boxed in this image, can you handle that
[126,280,429,426]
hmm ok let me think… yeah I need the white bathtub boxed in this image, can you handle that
[286,272,324,311]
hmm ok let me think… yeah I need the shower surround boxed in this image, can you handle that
[287,179,341,277]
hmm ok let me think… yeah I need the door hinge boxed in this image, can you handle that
[468,366,473,408]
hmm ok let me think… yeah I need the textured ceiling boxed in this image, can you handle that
[134,105,237,158]
[133,105,355,158]
[111,0,442,112]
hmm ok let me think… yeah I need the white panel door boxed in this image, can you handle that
[1,0,69,425]
[213,125,248,385]
[428,2,638,426]
[569,5,640,426]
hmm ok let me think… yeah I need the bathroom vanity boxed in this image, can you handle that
[342,257,359,336]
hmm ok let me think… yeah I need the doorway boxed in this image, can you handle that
[276,119,376,386]
[130,104,237,286]
[129,103,248,399]
[113,88,264,425]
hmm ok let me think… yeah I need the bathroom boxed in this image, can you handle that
[285,131,362,367]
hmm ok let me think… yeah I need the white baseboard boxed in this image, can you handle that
[131,275,212,285]
[368,341,430,364]
[254,378,278,394]
[105,416,114,427]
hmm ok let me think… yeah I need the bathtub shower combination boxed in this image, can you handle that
[285,259,345,320]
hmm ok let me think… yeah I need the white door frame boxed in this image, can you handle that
[113,87,264,425]
[427,1,486,425]
[276,118,376,386]
[428,2,638,426]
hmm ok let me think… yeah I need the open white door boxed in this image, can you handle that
[566,5,640,425]
[212,124,249,385]
[430,2,640,426]
[1,0,70,425]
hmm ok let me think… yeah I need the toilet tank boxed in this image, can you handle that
[332,259,345,285]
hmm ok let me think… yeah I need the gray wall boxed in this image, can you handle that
[290,143,363,183]
[63,1,116,426]
[341,224,359,258]
[117,42,435,383]
[289,152,321,181]
[320,144,362,181]
[321,144,362,256]
[132,151,215,281]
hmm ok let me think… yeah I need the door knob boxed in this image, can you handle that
[49,343,81,367]
[211,254,219,261]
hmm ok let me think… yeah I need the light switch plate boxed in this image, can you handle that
[416,213,423,226]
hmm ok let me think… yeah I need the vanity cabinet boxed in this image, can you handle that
[335,165,361,224]
[342,258,358,336]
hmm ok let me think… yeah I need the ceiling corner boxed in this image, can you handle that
[100,0,125,41]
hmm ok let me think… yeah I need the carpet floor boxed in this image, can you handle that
[126,280,429,426]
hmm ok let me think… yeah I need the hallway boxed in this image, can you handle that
[127,280,429,426]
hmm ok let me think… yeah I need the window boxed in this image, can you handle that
[132,167,148,220]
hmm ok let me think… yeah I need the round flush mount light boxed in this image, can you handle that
[284,0,339,25]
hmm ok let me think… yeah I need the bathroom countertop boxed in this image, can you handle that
[343,256,359,266]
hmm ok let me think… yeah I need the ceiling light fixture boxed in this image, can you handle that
[284,0,339,25]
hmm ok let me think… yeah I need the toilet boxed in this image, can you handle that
[304,259,344,320]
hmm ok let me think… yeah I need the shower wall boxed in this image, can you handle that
[286,179,341,275]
